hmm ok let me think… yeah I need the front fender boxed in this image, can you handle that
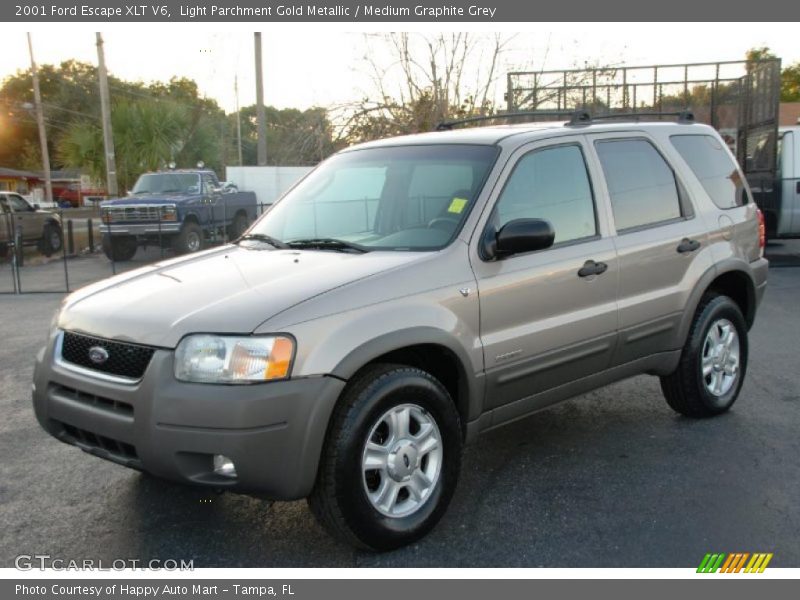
[265,292,484,422]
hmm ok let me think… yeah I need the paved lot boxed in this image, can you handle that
[1,244,799,568]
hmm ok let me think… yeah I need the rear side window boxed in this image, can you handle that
[670,134,749,209]
[494,144,597,245]
[595,139,682,231]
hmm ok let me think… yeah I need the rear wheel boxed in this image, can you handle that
[101,235,138,262]
[660,294,748,417]
[308,364,462,551]
[173,222,204,254]
[228,213,249,240]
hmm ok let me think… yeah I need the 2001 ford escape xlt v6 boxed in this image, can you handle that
[33,112,768,551]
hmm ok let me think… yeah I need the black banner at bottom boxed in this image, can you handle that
[3,579,797,600]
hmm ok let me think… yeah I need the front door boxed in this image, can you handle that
[471,137,619,412]
[6,194,45,243]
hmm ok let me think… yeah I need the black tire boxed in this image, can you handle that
[173,222,204,254]
[660,294,748,418]
[101,235,138,262]
[41,223,63,257]
[308,363,462,551]
[228,213,249,240]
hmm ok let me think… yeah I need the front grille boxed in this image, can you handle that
[61,331,155,380]
[51,383,133,417]
[104,205,173,223]
[59,422,139,462]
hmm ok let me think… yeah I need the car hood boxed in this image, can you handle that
[102,194,194,205]
[59,245,429,348]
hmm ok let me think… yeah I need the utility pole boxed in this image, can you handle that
[26,33,53,206]
[254,32,267,166]
[96,32,118,196]
[235,74,243,165]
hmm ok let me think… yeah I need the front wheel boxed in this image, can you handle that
[173,222,204,254]
[308,364,462,551]
[101,234,137,261]
[660,294,748,417]
[41,223,63,257]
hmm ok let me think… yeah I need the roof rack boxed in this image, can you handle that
[434,110,587,131]
[434,109,695,132]
[566,110,696,126]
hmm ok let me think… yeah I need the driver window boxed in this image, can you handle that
[8,194,33,212]
[494,144,597,245]
[201,175,216,195]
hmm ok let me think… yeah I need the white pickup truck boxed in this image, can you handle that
[771,126,800,239]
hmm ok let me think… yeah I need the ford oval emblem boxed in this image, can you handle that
[88,346,110,365]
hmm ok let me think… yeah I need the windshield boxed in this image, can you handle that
[131,173,200,195]
[248,144,497,251]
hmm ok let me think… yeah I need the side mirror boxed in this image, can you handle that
[33,203,40,210]
[484,218,555,259]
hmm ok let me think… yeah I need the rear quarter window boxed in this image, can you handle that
[670,134,749,209]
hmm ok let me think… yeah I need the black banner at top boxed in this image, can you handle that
[3,0,798,22]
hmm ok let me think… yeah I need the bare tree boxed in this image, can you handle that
[335,33,515,143]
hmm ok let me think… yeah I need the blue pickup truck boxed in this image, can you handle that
[100,169,258,261]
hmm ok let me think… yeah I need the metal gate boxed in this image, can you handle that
[1,201,275,295]
[736,60,782,210]
[505,59,782,183]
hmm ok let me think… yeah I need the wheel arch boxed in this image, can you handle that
[182,212,201,226]
[678,260,757,348]
[331,328,483,437]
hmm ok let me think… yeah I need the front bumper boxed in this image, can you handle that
[101,223,182,235]
[32,331,345,500]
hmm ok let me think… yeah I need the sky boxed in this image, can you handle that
[2,23,799,115]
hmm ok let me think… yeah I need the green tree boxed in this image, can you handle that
[58,98,221,192]
[1,61,229,182]
[232,105,338,166]
[745,46,800,102]
[780,63,800,102]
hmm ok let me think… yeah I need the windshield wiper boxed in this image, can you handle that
[286,238,369,253]
[238,233,289,248]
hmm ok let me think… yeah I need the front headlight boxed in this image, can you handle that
[174,334,294,384]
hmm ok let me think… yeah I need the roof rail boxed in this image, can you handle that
[566,110,696,127]
[434,110,587,131]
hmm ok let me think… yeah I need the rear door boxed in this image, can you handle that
[588,134,712,365]
[471,136,619,412]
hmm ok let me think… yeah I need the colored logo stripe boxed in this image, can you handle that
[697,553,773,573]
[745,553,773,573]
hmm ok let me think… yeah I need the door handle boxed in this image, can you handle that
[578,260,608,278]
[677,238,701,253]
